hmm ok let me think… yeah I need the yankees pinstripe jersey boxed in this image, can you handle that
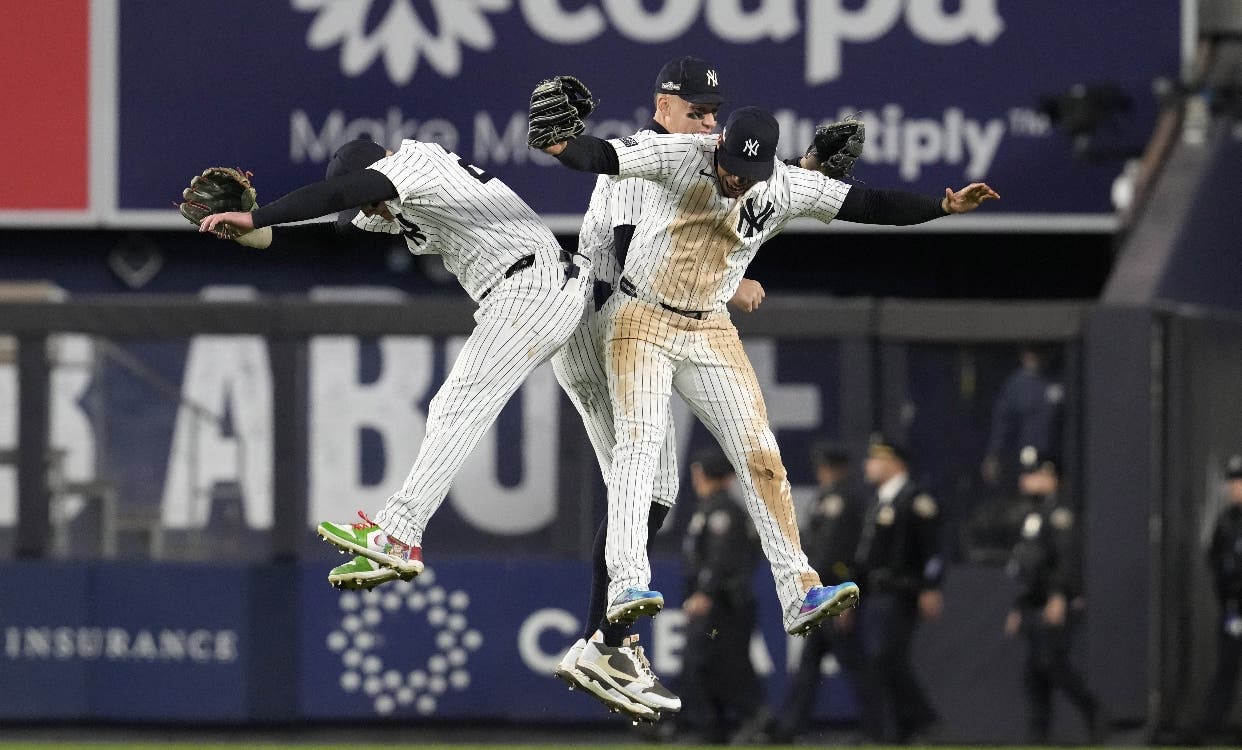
[577,158,648,289]
[352,140,565,301]
[608,133,851,312]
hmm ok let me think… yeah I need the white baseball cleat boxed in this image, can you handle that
[554,636,659,722]
[575,632,680,713]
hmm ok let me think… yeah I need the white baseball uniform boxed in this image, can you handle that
[351,140,586,546]
[599,132,850,632]
[550,131,680,509]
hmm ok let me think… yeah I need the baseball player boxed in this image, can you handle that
[534,101,997,640]
[552,58,845,720]
[551,55,772,721]
[199,138,586,589]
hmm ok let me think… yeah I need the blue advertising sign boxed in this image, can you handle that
[115,1,1181,231]
[0,562,253,721]
[0,559,852,722]
[296,558,855,721]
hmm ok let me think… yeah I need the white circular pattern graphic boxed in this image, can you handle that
[326,571,481,716]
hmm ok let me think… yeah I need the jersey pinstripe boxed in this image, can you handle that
[608,133,850,312]
[353,139,565,301]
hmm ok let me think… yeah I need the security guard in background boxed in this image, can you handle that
[674,449,767,744]
[1197,453,1242,743]
[770,442,865,743]
[854,435,944,743]
[1003,446,1100,744]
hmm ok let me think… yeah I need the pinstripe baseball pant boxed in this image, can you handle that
[603,294,822,631]
[551,301,680,507]
[376,257,584,546]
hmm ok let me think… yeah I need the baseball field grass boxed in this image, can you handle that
[0,744,1228,750]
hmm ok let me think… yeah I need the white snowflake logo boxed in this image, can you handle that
[293,0,512,85]
[326,568,482,716]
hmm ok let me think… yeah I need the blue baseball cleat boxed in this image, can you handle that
[786,582,861,636]
[605,587,665,624]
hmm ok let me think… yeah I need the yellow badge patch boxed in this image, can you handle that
[913,493,938,519]
[1050,507,1074,530]
[877,505,896,526]
[821,494,845,518]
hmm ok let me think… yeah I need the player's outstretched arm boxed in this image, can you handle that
[941,183,1000,214]
[833,182,1000,226]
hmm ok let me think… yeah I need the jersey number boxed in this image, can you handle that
[457,158,494,184]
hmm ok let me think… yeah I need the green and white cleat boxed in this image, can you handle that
[327,555,407,590]
[317,510,424,580]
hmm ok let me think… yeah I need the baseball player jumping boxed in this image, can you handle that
[531,88,997,642]
[551,57,853,721]
[551,55,770,722]
[198,138,586,590]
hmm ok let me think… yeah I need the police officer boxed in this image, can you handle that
[1003,446,1100,743]
[675,449,766,744]
[1197,453,1242,743]
[770,442,865,743]
[854,436,944,743]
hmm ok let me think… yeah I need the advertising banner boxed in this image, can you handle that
[0,1,90,214]
[3,1,1179,231]
[295,558,857,722]
[0,560,852,722]
[0,562,253,721]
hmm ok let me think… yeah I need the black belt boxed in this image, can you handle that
[617,277,711,320]
[478,255,535,300]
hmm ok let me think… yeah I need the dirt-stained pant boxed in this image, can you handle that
[603,295,821,632]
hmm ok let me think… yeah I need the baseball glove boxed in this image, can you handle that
[178,167,257,227]
[528,75,595,149]
[807,119,865,179]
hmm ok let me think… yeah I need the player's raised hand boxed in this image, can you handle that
[528,75,594,154]
[942,183,1000,214]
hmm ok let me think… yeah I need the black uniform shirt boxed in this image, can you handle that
[682,490,762,609]
[856,475,945,595]
[804,481,864,585]
[1007,494,1081,608]
[1208,503,1242,611]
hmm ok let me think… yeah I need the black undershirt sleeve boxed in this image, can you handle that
[251,169,399,228]
[553,136,620,175]
[268,222,401,254]
[835,185,950,226]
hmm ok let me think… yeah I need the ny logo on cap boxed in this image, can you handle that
[706,69,718,87]
[743,139,760,156]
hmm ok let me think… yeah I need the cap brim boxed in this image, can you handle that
[680,92,727,105]
[335,208,360,227]
[717,149,774,181]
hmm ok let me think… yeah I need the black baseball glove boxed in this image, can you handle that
[528,75,595,149]
[807,119,865,179]
[178,167,257,227]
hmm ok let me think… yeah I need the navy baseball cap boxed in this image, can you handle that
[653,56,725,104]
[868,433,911,466]
[326,139,388,225]
[718,107,779,181]
[326,139,388,180]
